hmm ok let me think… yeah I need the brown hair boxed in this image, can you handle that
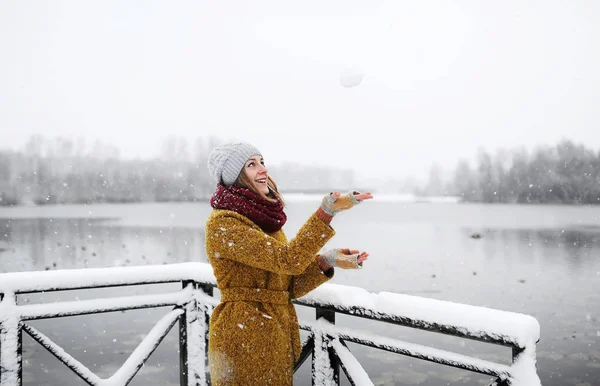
[235,171,286,206]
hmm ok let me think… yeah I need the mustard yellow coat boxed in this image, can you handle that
[205,209,336,385]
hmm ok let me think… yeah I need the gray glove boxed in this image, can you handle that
[320,191,361,217]
[320,248,362,269]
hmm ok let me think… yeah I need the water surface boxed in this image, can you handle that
[1,200,598,385]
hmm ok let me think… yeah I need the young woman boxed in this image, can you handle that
[205,142,373,385]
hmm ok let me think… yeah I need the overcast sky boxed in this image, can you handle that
[1,1,599,180]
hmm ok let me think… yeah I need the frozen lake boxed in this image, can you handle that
[1,198,599,385]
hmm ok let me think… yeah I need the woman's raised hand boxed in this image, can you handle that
[320,191,373,217]
[318,248,369,269]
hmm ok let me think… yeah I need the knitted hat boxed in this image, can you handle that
[207,142,262,186]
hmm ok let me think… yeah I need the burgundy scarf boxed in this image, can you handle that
[210,184,287,233]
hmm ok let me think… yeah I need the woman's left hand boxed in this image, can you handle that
[319,248,369,269]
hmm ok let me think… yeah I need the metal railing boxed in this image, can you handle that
[0,263,540,386]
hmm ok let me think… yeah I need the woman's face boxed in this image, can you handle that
[243,155,269,194]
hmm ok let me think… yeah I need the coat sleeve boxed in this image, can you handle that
[289,260,334,299]
[206,211,335,275]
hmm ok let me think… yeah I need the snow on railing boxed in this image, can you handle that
[295,283,541,386]
[0,264,215,386]
[0,263,541,386]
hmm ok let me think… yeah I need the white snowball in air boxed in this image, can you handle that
[339,67,364,88]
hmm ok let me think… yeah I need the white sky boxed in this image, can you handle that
[1,0,599,180]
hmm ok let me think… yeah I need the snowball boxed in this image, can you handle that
[339,67,364,88]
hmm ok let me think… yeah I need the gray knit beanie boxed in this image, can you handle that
[207,142,263,186]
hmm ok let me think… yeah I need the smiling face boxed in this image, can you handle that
[243,155,269,194]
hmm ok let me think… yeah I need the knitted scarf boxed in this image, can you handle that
[210,184,287,233]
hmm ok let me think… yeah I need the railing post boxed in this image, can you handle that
[179,281,191,386]
[179,281,213,386]
[199,284,213,386]
[0,292,22,386]
[491,344,532,386]
[312,308,339,386]
[490,345,525,386]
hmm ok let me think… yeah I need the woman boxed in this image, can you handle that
[205,142,373,385]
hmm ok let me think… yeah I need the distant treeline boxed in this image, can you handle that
[1,136,598,206]
[0,135,355,206]
[441,140,600,204]
[0,153,214,206]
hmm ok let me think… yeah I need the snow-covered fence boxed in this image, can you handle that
[0,263,541,386]
[294,283,541,386]
[0,263,217,386]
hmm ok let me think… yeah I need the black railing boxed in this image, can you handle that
[0,263,540,386]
